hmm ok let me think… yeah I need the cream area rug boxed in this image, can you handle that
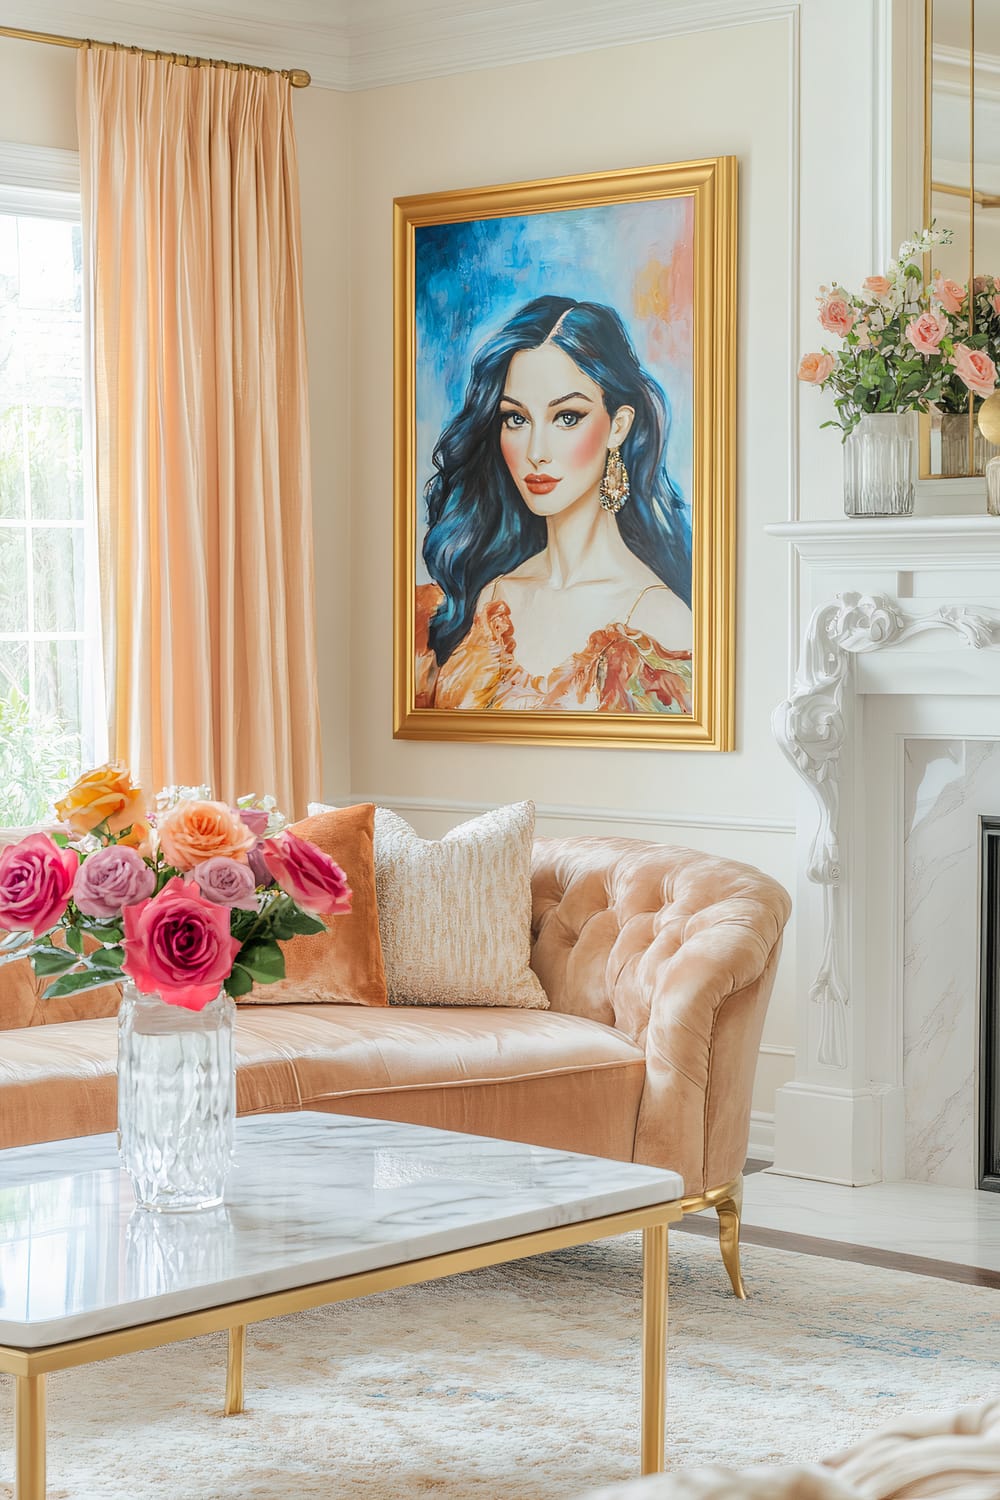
[1,1230,997,1500]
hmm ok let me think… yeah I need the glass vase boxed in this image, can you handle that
[987,456,1000,517]
[941,411,1000,478]
[843,412,915,517]
[117,981,236,1213]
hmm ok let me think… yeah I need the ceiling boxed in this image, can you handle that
[2,0,785,91]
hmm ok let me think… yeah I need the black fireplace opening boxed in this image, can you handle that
[979,817,1000,1192]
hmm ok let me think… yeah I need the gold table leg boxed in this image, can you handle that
[15,1373,45,1500]
[225,1325,246,1416]
[641,1224,669,1476]
[716,1176,747,1301]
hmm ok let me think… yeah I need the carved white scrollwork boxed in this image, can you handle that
[773,592,999,1068]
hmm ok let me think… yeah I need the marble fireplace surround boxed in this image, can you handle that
[767,518,1000,1188]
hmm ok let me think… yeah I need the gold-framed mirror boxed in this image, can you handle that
[922,0,1000,478]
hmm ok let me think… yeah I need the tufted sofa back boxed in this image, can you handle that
[530,835,792,1190]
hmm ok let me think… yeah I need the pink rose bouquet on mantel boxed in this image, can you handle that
[797,227,999,435]
[0,764,352,1011]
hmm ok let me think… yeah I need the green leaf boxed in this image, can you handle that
[64,925,84,955]
[31,947,82,975]
[284,909,326,936]
[236,939,286,983]
[41,969,120,1000]
[224,965,254,998]
[84,921,124,943]
[90,945,124,969]
[51,831,70,848]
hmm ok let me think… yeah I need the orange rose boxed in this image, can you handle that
[157,800,257,871]
[797,351,835,385]
[55,763,148,843]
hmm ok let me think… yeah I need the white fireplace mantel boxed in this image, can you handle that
[767,515,1000,1186]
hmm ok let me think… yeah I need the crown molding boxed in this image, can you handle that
[340,0,801,91]
[1,0,800,92]
[0,2,354,91]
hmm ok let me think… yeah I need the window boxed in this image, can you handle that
[0,147,102,827]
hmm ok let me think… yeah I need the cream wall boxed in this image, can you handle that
[343,20,800,1134]
[0,37,76,147]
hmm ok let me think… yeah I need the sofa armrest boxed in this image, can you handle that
[531,837,791,1195]
[0,954,122,1030]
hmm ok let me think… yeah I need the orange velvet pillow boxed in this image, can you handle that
[240,803,388,1007]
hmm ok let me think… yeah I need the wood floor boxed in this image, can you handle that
[674,1161,1000,1290]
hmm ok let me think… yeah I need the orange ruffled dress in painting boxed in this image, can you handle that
[415,584,693,715]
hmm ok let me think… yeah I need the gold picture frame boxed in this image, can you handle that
[393,157,737,750]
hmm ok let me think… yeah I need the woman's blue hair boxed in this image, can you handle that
[423,294,692,666]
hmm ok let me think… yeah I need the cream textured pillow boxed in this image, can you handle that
[373,801,548,1009]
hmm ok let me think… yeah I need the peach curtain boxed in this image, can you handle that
[76,48,321,817]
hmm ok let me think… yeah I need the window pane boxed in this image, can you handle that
[0,638,28,697]
[0,525,26,631]
[33,637,81,728]
[0,406,24,520]
[15,217,80,314]
[0,202,89,825]
[32,526,84,633]
[28,405,83,521]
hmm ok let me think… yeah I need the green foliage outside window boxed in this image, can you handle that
[0,685,80,827]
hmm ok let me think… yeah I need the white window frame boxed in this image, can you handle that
[0,142,106,831]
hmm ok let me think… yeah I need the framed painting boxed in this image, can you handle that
[393,157,737,750]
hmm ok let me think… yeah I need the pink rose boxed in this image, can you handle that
[73,845,155,920]
[951,344,998,398]
[797,351,835,385]
[262,831,352,917]
[818,295,855,337]
[238,808,269,838]
[122,877,241,1010]
[933,275,965,314]
[0,833,78,936]
[863,276,891,298]
[188,857,258,911]
[992,294,1000,319]
[905,310,950,355]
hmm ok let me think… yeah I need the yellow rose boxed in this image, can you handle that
[157,800,256,871]
[55,763,148,842]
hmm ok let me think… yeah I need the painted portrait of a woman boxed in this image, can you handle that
[415,294,693,715]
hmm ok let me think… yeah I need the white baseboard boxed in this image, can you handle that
[748,1111,776,1164]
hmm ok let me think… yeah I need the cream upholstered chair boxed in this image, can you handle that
[578,1400,1000,1498]
[530,836,791,1299]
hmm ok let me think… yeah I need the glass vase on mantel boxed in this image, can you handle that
[843,412,915,517]
[940,411,1000,478]
[117,982,236,1213]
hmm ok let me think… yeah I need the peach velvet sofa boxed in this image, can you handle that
[0,835,791,1295]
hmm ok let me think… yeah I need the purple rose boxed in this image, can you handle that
[73,845,155,920]
[189,857,258,911]
[238,808,269,838]
[248,840,277,889]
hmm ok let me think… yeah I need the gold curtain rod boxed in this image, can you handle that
[0,23,311,88]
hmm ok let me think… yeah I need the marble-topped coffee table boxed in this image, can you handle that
[0,1111,684,1498]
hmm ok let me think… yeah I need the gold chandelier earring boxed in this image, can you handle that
[599,446,630,514]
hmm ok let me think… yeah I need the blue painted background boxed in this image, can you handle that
[413,196,695,582]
